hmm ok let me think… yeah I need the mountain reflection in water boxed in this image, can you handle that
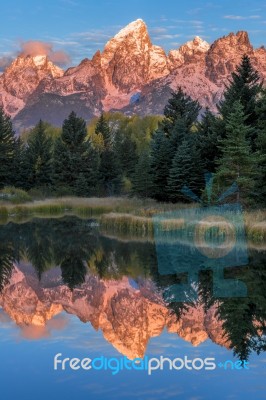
[0,216,265,361]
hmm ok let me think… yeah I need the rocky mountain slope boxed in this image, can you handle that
[0,19,265,130]
[0,55,63,119]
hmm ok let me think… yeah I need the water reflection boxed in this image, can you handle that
[0,216,265,361]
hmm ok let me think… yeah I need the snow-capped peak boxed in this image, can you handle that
[181,36,210,53]
[101,18,151,71]
[113,19,146,40]
[192,36,210,51]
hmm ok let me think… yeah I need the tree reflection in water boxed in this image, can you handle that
[0,216,265,361]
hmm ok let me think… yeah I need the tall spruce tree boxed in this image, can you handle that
[162,87,201,133]
[218,55,262,122]
[254,90,266,206]
[0,243,14,293]
[95,113,112,148]
[197,108,221,173]
[98,149,122,195]
[218,55,262,148]
[132,150,153,198]
[0,107,16,189]
[168,118,190,158]
[167,138,204,202]
[115,132,138,179]
[53,112,99,196]
[150,131,172,201]
[215,101,256,204]
[13,137,27,189]
[25,120,53,189]
[150,89,201,201]
[95,114,122,195]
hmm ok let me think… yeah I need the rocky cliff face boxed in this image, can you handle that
[0,264,232,359]
[169,36,210,69]
[205,31,254,84]
[101,19,169,90]
[0,55,63,116]
[0,19,265,130]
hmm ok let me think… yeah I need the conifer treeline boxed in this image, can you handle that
[0,55,265,206]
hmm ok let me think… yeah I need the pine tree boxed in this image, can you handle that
[61,256,87,290]
[95,113,112,148]
[215,101,256,204]
[167,138,204,202]
[13,137,27,189]
[0,107,16,189]
[115,132,138,178]
[162,87,201,133]
[218,55,262,122]
[254,90,266,206]
[218,55,262,148]
[98,149,122,195]
[53,136,68,191]
[197,108,221,173]
[149,89,201,202]
[53,112,99,196]
[25,120,53,189]
[132,150,153,198]
[0,244,14,293]
[150,130,172,201]
[168,118,189,158]
[94,114,122,195]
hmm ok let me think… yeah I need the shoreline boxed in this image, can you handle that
[0,196,265,243]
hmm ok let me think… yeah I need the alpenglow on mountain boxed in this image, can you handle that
[0,19,265,130]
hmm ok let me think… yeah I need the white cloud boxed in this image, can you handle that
[150,27,168,34]
[19,40,71,65]
[153,34,182,40]
[170,42,181,48]
[223,15,261,20]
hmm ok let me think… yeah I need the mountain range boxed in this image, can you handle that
[0,19,265,130]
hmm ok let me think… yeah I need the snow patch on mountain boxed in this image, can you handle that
[33,55,47,66]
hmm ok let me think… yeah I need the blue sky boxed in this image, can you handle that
[1,312,266,400]
[0,0,266,69]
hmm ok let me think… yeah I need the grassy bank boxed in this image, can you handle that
[0,196,196,223]
[99,211,266,242]
[0,196,265,242]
